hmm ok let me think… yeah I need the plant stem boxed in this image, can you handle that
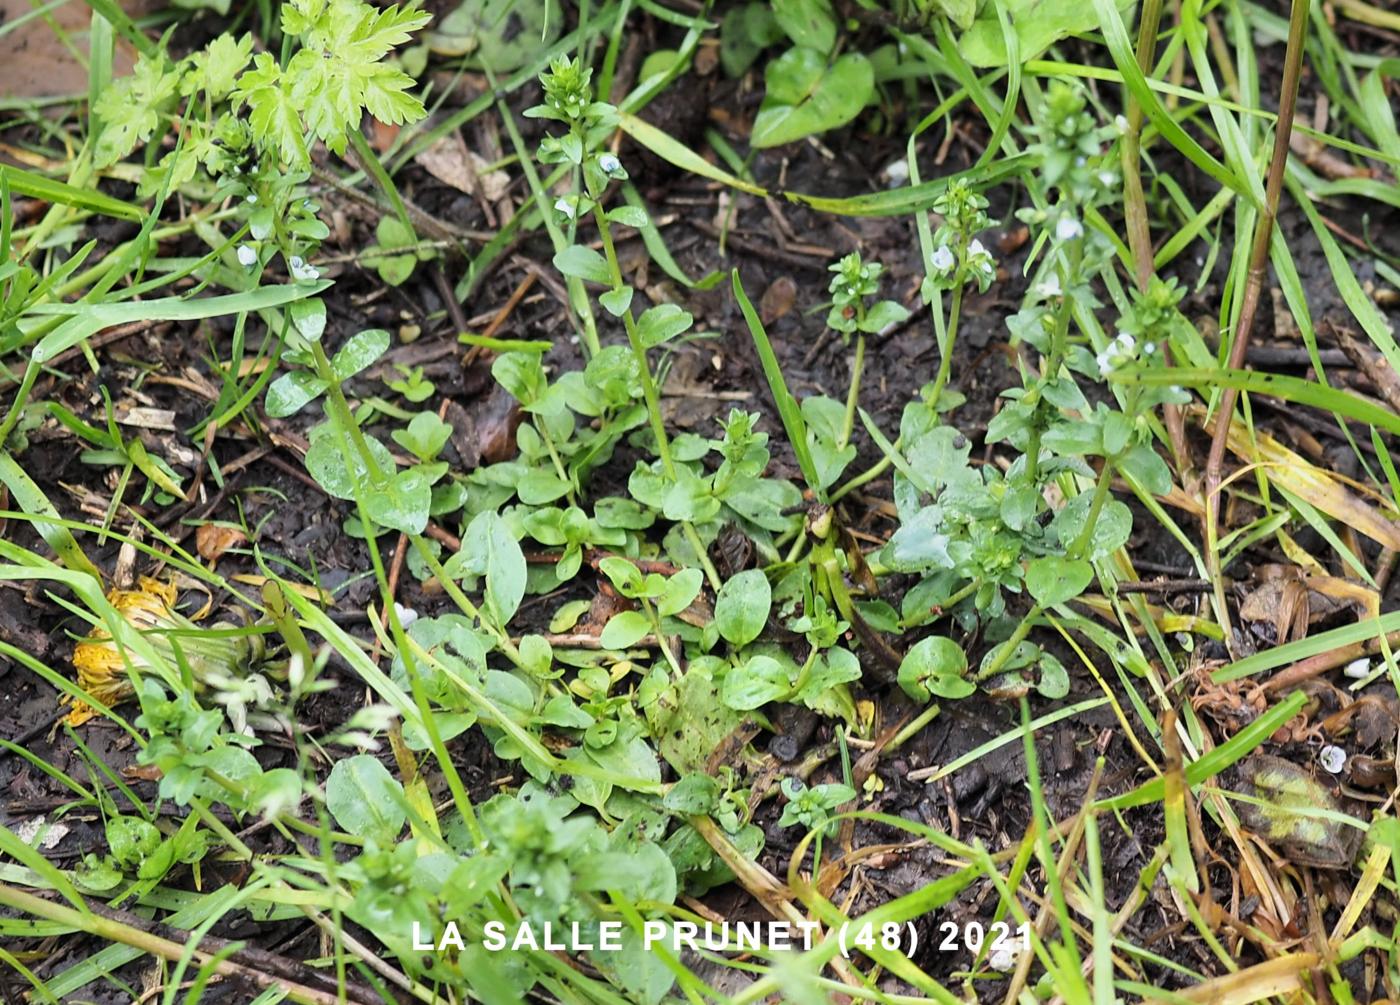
[839,333,866,451]
[1202,0,1310,647]
[886,701,941,753]
[928,279,965,410]
[1022,262,1074,487]
[349,129,417,243]
[983,461,1114,684]
[1122,0,1164,293]
[311,342,389,487]
[1122,0,1192,482]
[1067,460,1117,560]
[593,205,722,591]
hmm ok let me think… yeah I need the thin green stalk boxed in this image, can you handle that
[928,278,965,409]
[1022,263,1074,487]
[348,123,417,244]
[593,205,722,591]
[1122,0,1165,291]
[840,333,866,451]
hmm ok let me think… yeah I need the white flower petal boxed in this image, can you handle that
[1055,216,1084,241]
[1319,745,1346,774]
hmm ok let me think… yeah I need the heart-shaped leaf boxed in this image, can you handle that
[751,48,873,148]
[600,609,651,649]
[721,654,792,710]
[897,636,971,702]
[1025,555,1094,607]
[363,467,431,535]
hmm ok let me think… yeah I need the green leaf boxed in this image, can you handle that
[332,329,391,381]
[751,48,873,148]
[959,0,1133,67]
[304,425,393,502]
[0,453,101,580]
[930,0,976,29]
[391,412,452,462]
[362,467,431,535]
[608,205,648,229]
[772,0,835,52]
[721,653,792,710]
[720,2,784,77]
[733,272,823,496]
[464,511,527,624]
[664,774,719,814]
[234,53,307,168]
[1119,443,1172,495]
[265,371,328,418]
[714,569,771,647]
[859,298,911,333]
[326,754,406,839]
[636,303,694,348]
[657,568,703,618]
[1025,556,1093,607]
[898,636,971,702]
[289,297,327,342]
[1037,652,1069,700]
[600,610,651,649]
[599,285,634,316]
[553,245,612,284]
[0,165,141,221]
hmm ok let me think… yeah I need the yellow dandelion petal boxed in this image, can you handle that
[64,577,179,726]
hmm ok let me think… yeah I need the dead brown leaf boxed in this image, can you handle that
[196,524,247,565]
[759,275,797,324]
[414,130,510,201]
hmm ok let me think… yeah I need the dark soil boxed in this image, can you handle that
[5,6,1400,1002]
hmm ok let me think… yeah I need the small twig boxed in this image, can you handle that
[1116,579,1219,595]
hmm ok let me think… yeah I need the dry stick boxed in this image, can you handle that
[1203,0,1311,648]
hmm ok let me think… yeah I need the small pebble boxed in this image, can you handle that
[1319,745,1347,774]
[1343,657,1371,679]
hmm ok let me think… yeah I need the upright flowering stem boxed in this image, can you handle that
[928,233,969,410]
[592,203,722,591]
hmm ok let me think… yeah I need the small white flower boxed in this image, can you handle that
[882,159,910,187]
[1319,745,1347,774]
[1117,333,1136,353]
[1170,385,1183,395]
[237,244,258,268]
[1096,351,1113,376]
[1098,169,1117,187]
[553,196,575,219]
[967,238,989,260]
[245,193,258,204]
[1144,341,1156,355]
[988,946,1017,972]
[1115,114,1129,133]
[1056,216,1084,241]
[288,256,319,281]
[598,153,622,173]
[394,602,419,628]
[1343,656,1372,679]
[1036,273,1062,299]
[929,245,955,273]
